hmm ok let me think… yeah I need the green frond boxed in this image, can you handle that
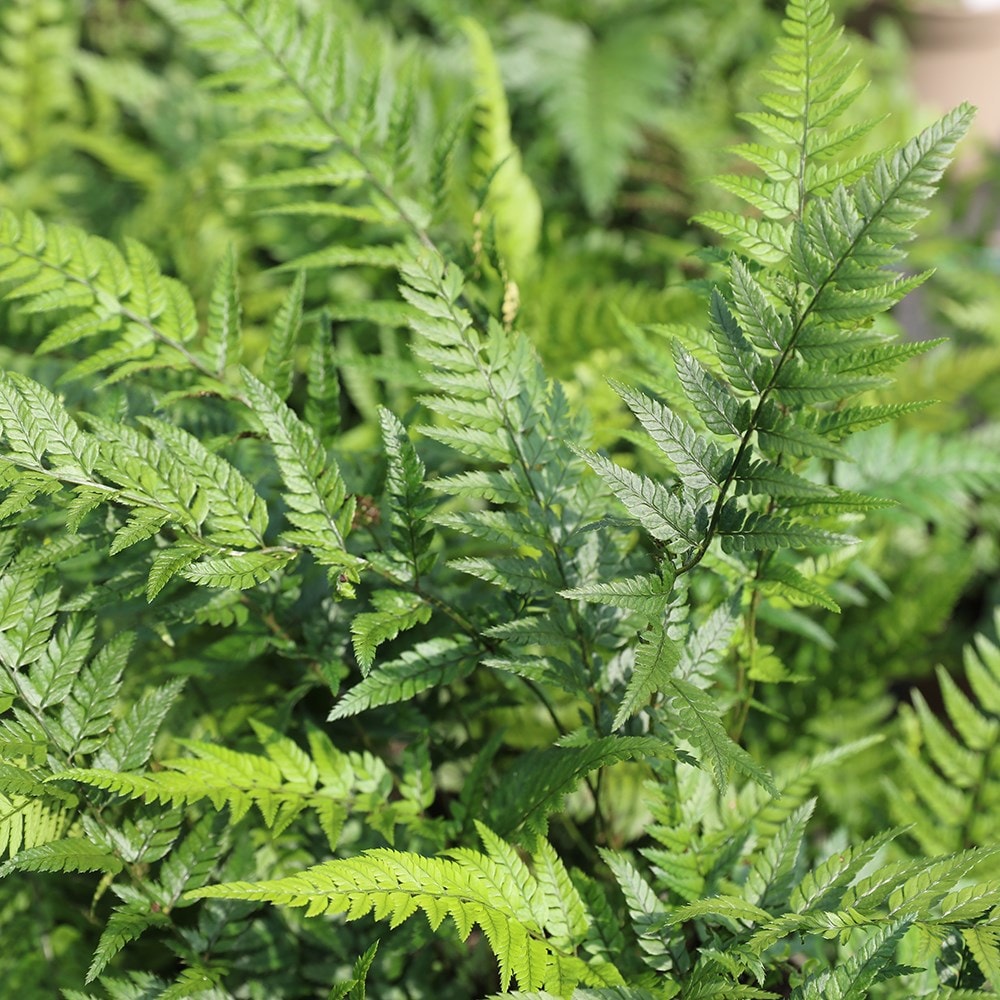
[58,728,352,842]
[92,679,184,772]
[732,458,829,499]
[599,851,671,972]
[0,836,123,878]
[502,11,670,217]
[578,450,703,554]
[203,247,241,379]
[378,406,436,583]
[0,211,200,382]
[261,272,305,401]
[0,371,97,477]
[839,424,1000,525]
[60,630,133,760]
[148,0,448,251]
[0,370,286,587]
[350,590,433,674]
[153,813,228,903]
[613,622,683,730]
[887,609,1000,856]
[0,0,990,994]
[0,793,73,860]
[609,379,730,492]
[533,839,588,950]
[491,737,674,843]
[486,991,663,1000]
[304,319,341,442]
[461,17,541,278]
[188,831,610,993]
[700,0,867,252]
[755,562,841,613]
[135,417,268,548]
[676,598,741,684]
[403,251,589,504]
[87,900,170,983]
[789,828,902,914]
[718,511,857,553]
[328,941,380,1000]
[672,342,751,438]
[694,212,790,265]
[329,637,474,719]
[742,799,814,910]
[182,549,296,590]
[962,926,1000,989]
[145,543,204,602]
[669,894,773,927]
[793,106,974,300]
[791,918,914,1000]
[275,243,405,274]
[241,368,360,585]
[561,571,676,619]
[665,678,777,794]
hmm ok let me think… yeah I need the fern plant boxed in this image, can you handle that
[1,0,998,996]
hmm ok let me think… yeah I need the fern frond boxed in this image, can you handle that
[789,828,902,914]
[599,851,672,972]
[59,735,328,836]
[0,793,73,860]
[260,271,305,401]
[613,621,683,730]
[328,941,380,1000]
[699,0,866,250]
[561,571,676,620]
[203,246,241,379]
[349,590,433,674]
[461,17,541,278]
[742,799,814,910]
[241,368,360,587]
[0,836,123,878]
[664,679,777,794]
[87,899,170,983]
[135,417,268,548]
[147,0,448,264]
[190,826,617,993]
[56,725,396,850]
[609,379,731,492]
[0,211,205,383]
[887,609,1000,857]
[0,369,294,595]
[91,679,184,773]
[791,918,914,1000]
[502,11,668,216]
[329,637,474,719]
[490,736,674,843]
[578,450,703,556]
[962,926,1000,990]
[376,406,436,584]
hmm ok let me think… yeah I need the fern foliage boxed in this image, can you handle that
[144,0,449,262]
[0,0,996,996]
[193,821,619,994]
[888,610,1000,859]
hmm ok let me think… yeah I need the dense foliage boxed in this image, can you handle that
[1,0,1000,997]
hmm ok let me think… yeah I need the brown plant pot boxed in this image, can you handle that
[906,2,1000,155]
